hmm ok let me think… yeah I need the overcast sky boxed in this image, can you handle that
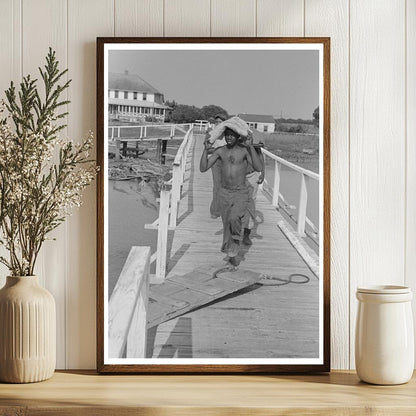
[109,49,319,119]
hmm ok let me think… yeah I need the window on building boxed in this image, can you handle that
[263,125,268,132]
[133,92,137,99]
[124,91,128,99]
[115,90,119,98]
[143,93,147,101]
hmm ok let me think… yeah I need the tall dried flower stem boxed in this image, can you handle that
[0,48,96,276]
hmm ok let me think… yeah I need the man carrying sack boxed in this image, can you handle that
[200,117,263,266]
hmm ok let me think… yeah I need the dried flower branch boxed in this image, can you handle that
[0,48,96,276]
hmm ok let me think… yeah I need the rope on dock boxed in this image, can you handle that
[212,266,310,287]
[258,273,310,286]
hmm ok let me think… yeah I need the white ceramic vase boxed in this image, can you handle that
[0,276,56,383]
[355,285,414,385]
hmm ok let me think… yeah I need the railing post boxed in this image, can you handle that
[273,160,281,208]
[186,129,193,156]
[144,126,147,138]
[161,140,167,165]
[155,183,171,282]
[115,139,121,161]
[108,246,150,359]
[126,250,149,358]
[179,154,185,185]
[156,139,162,163]
[297,173,309,236]
[110,127,114,141]
[170,164,181,228]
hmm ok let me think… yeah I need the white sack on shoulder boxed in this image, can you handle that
[207,116,251,143]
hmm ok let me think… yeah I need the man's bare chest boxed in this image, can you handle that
[222,148,246,165]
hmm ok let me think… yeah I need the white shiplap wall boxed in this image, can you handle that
[0,0,414,370]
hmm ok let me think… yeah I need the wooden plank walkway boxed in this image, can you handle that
[148,266,264,329]
[147,134,320,359]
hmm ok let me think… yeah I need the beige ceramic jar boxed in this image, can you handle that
[0,276,56,383]
[355,285,414,385]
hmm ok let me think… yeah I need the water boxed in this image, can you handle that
[108,179,159,297]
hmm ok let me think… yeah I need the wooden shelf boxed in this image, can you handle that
[0,370,415,415]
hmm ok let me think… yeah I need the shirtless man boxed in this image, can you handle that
[204,114,227,218]
[200,127,263,266]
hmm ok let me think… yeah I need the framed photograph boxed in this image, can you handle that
[97,37,330,373]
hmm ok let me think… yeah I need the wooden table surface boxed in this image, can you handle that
[0,370,415,415]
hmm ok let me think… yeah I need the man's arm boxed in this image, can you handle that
[241,131,263,173]
[200,145,221,172]
[244,144,263,172]
[204,131,214,155]
[257,150,265,183]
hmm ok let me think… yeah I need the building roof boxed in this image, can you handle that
[237,113,276,124]
[109,98,170,109]
[109,72,162,94]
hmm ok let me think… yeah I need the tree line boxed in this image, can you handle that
[165,101,228,123]
[164,100,319,128]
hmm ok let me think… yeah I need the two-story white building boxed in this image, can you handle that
[237,113,276,133]
[108,71,170,122]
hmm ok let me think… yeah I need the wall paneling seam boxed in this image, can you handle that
[19,0,22,80]
[303,0,305,37]
[404,0,408,286]
[348,0,351,369]
[209,0,212,36]
[64,0,69,369]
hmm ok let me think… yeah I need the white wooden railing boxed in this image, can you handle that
[144,125,194,283]
[108,246,150,359]
[261,148,320,239]
[194,119,209,133]
[170,126,194,228]
[109,123,193,161]
[108,123,192,141]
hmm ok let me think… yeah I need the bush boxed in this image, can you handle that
[276,124,304,134]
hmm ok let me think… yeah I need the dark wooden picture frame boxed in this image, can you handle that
[97,37,330,373]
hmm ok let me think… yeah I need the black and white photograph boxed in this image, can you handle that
[97,38,330,372]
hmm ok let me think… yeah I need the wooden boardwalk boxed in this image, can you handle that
[147,134,320,359]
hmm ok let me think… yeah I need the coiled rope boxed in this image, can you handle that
[213,266,310,287]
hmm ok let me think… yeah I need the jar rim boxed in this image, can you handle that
[357,285,411,294]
